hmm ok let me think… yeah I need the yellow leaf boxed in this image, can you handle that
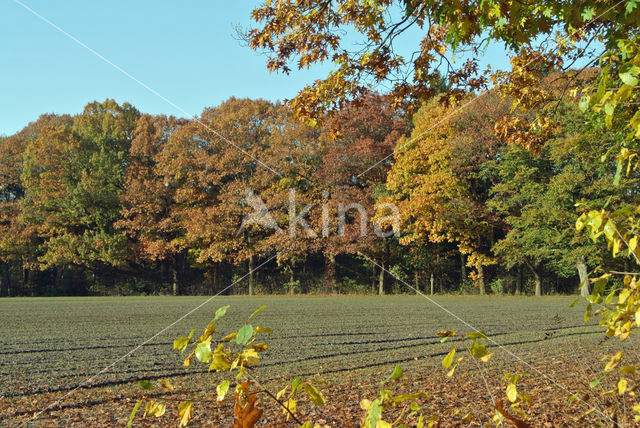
[375,421,392,428]
[360,399,372,410]
[629,236,638,254]
[252,343,268,352]
[209,343,231,372]
[217,380,230,402]
[303,382,326,406]
[221,331,237,341]
[605,352,623,372]
[283,398,296,420]
[276,385,289,400]
[620,366,636,374]
[447,359,462,377]
[178,401,193,427]
[253,326,273,335]
[159,378,174,391]
[506,383,518,403]
[442,347,456,369]
[199,323,216,341]
[240,348,260,366]
[183,351,194,367]
[143,400,166,418]
[618,378,628,395]
[480,353,494,363]
[619,288,631,304]
[461,412,473,423]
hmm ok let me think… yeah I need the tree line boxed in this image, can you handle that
[0,80,637,296]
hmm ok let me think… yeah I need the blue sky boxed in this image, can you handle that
[1,1,512,136]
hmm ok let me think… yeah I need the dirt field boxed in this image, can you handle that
[1,295,637,426]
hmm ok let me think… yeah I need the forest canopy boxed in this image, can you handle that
[0,85,636,297]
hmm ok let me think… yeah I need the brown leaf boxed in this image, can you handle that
[233,381,263,428]
[496,399,531,428]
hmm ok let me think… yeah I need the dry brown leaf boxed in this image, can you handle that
[233,381,263,428]
[496,399,531,428]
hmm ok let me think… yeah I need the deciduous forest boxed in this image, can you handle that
[1,79,634,297]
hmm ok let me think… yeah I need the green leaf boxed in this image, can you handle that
[248,305,267,320]
[631,111,640,137]
[127,401,141,428]
[469,341,488,359]
[383,366,403,384]
[569,298,580,307]
[390,392,429,403]
[580,7,595,21]
[466,330,488,340]
[138,380,153,390]
[194,342,212,362]
[291,376,303,391]
[213,305,230,321]
[442,347,456,369]
[620,72,639,87]
[615,84,634,103]
[613,161,622,186]
[584,303,592,323]
[605,289,617,305]
[366,398,383,428]
[589,374,608,389]
[578,95,590,112]
[216,380,230,402]
[235,324,254,345]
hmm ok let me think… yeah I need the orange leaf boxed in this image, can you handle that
[233,381,263,428]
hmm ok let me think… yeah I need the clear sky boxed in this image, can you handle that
[1,1,512,136]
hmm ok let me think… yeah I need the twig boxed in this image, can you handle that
[245,372,303,425]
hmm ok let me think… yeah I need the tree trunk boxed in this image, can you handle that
[324,253,336,294]
[477,264,485,295]
[534,271,541,296]
[172,263,179,296]
[515,265,522,295]
[460,252,466,284]
[211,264,218,294]
[22,260,29,296]
[248,254,255,296]
[414,270,420,294]
[526,262,542,296]
[430,271,435,296]
[371,265,377,294]
[378,262,385,295]
[577,257,590,297]
[289,272,295,295]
